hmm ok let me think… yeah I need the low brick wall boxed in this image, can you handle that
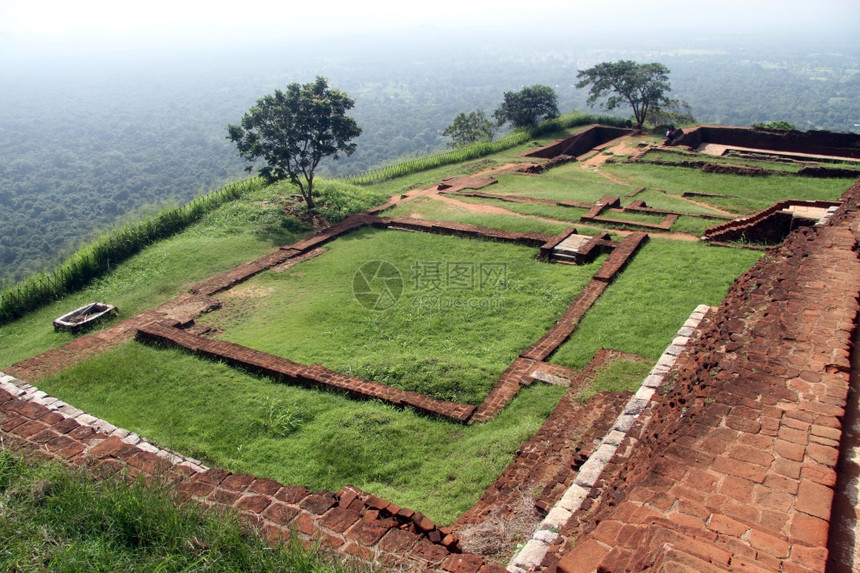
[546,181,860,573]
[581,212,677,232]
[521,232,647,362]
[378,216,553,247]
[525,126,637,160]
[444,190,593,211]
[703,199,842,244]
[136,321,476,423]
[672,125,860,159]
[0,373,508,572]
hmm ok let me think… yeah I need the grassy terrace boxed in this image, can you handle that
[384,196,572,235]
[552,238,761,368]
[197,228,602,405]
[36,342,568,525]
[3,125,853,529]
[479,172,628,203]
[601,162,850,214]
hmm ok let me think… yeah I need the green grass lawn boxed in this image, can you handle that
[382,196,571,235]
[450,195,588,226]
[0,185,314,368]
[669,216,720,237]
[198,227,601,405]
[485,173,630,203]
[603,163,851,215]
[36,342,567,525]
[626,189,728,215]
[0,448,364,573]
[551,238,763,368]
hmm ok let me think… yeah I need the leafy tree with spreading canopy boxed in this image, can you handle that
[443,109,496,147]
[227,76,361,214]
[493,85,559,129]
[576,60,675,129]
[646,99,696,129]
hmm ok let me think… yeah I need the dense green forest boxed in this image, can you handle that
[1,33,858,286]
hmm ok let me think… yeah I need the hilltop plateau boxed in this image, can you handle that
[1,123,860,572]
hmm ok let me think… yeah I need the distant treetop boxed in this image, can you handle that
[752,120,797,131]
[227,76,361,215]
[576,60,676,129]
[443,109,496,147]
[493,85,559,129]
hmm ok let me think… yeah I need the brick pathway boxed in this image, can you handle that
[543,181,860,573]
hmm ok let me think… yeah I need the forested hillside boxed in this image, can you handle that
[1,32,857,286]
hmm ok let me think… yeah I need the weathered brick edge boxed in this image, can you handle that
[377,216,554,247]
[520,232,648,365]
[506,304,714,572]
[135,322,476,423]
[0,372,509,573]
[547,180,860,573]
[442,190,593,211]
[454,350,642,531]
[702,199,841,243]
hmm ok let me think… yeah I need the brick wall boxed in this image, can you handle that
[525,126,636,160]
[672,126,860,159]
[547,180,860,573]
[0,372,511,573]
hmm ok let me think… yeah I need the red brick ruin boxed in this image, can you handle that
[2,125,860,572]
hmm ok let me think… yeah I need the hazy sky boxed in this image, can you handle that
[1,0,857,54]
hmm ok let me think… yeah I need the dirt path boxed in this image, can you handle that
[577,137,647,186]
[673,195,736,217]
[431,194,575,227]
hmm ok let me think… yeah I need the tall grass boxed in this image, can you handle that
[0,178,264,324]
[0,448,365,572]
[343,113,630,186]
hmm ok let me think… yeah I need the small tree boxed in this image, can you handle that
[227,76,361,214]
[646,100,696,129]
[443,110,495,147]
[493,85,559,129]
[576,61,675,129]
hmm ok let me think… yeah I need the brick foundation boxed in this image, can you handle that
[545,180,860,573]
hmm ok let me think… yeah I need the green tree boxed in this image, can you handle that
[576,61,675,129]
[752,120,797,131]
[227,76,361,213]
[443,109,495,147]
[646,99,696,128]
[493,85,559,129]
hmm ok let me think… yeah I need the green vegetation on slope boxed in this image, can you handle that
[0,182,326,367]
[0,448,364,573]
